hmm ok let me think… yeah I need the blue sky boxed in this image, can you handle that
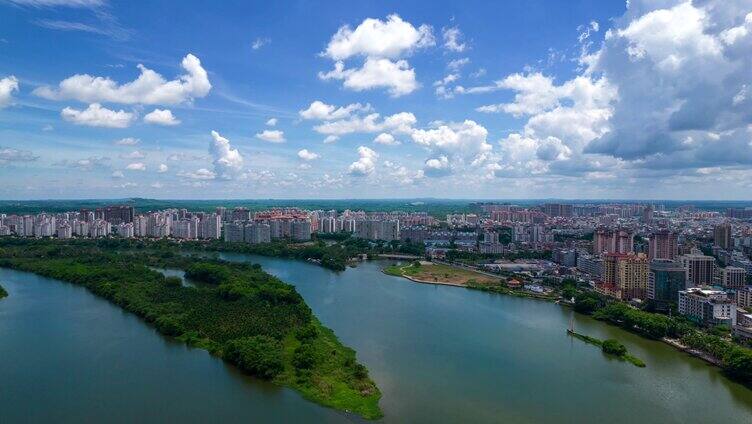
[1,0,751,200]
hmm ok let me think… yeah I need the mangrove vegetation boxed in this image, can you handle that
[0,238,382,419]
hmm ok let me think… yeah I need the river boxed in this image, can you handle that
[2,254,752,423]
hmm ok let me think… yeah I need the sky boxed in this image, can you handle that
[1,0,751,200]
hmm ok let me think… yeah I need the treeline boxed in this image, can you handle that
[0,238,382,419]
[183,237,425,272]
[0,235,422,273]
[574,292,752,386]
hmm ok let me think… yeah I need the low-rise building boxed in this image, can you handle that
[678,287,736,326]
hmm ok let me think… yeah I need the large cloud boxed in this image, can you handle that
[584,1,750,161]
[34,54,211,105]
[480,0,752,184]
[210,130,244,180]
[319,15,433,96]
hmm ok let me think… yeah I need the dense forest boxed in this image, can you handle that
[0,238,382,419]
[574,292,752,386]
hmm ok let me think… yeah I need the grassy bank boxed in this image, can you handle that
[568,330,646,367]
[384,262,557,301]
[0,239,382,419]
[383,262,500,285]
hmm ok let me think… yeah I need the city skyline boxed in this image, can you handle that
[2,0,752,200]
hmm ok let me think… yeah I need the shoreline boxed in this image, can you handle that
[662,337,724,366]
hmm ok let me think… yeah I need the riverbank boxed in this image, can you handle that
[0,239,382,420]
[663,337,723,366]
[0,283,6,299]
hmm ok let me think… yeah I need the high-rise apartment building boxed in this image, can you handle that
[101,205,135,225]
[199,214,222,239]
[680,250,716,287]
[648,229,678,260]
[648,259,686,305]
[224,222,245,243]
[720,266,747,289]
[714,223,732,251]
[593,228,634,255]
[244,222,271,244]
[542,203,573,217]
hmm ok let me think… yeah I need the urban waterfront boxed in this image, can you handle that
[2,256,751,423]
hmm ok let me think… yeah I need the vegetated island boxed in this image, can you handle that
[0,238,382,420]
[0,282,7,299]
[567,330,646,367]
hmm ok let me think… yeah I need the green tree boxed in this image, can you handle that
[602,339,627,357]
[224,336,284,379]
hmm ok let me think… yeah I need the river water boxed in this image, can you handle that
[1,254,751,423]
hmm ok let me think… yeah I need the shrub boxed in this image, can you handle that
[601,339,627,356]
[155,315,185,336]
[295,324,319,343]
[293,344,316,370]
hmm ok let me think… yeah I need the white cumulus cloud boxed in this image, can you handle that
[373,133,400,145]
[61,103,134,128]
[319,14,433,96]
[0,76,19,108]
[34,54,211,105]
[299,100,370,120]
[144,108,180,126]
[255,129,285,143]
[297,149,320,161]
[348,146,378,176]
[210,130,244,180]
